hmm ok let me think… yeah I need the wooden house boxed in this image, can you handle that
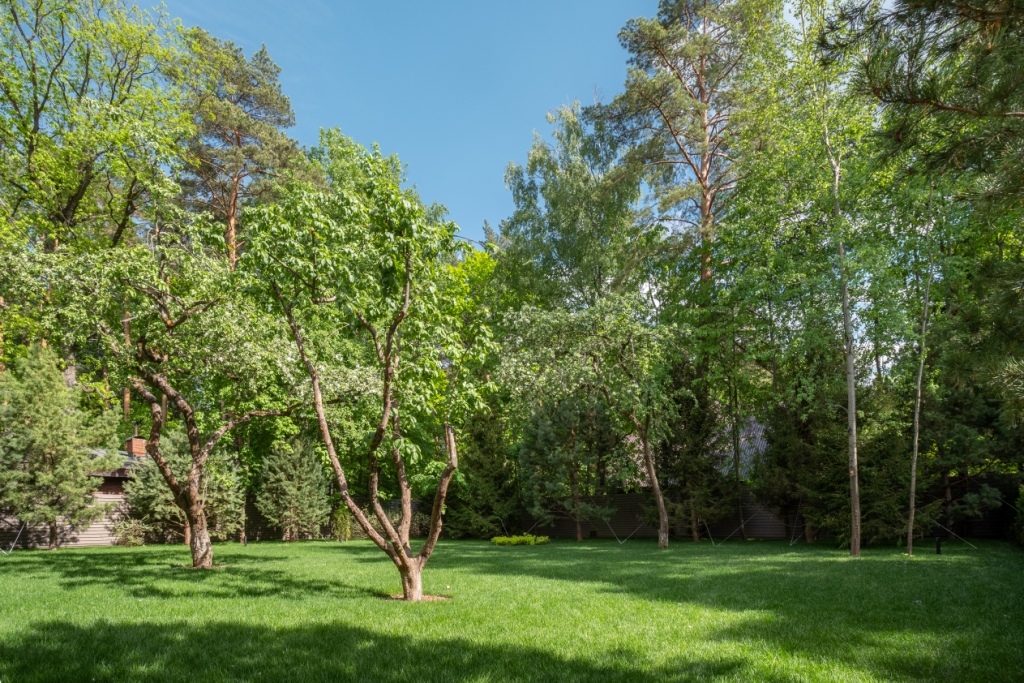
[0,435,148,549]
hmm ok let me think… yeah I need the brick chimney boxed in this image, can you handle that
[125,427,147,458]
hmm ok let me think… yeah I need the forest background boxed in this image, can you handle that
[1,0,1022,587]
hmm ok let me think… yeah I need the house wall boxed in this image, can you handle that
[0,480,127,550]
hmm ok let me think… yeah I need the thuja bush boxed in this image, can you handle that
[491,534,550,546]
[331,505,353,542]
[112,519,149,547]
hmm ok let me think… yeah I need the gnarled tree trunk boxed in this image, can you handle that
[399,559,424,602]
[187,507,213,569]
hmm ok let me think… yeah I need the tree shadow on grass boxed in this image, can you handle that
[427,540,1024,682]
[0,546,381,601]
[0,619,746,683]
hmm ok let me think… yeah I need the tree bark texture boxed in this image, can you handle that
[187,508,213,569]
[400,559,424,602]
[226,176,240,269]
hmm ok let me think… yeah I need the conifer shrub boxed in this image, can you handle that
[112,519,149,546]
[255,439,330,541]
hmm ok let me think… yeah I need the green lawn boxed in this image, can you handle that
[0,539,1021,682]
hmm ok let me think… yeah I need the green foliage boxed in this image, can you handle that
[657,355,735,539]
[3,0,1024,560]
[833,0,1024,209]
[515,397,623,532]
[245,131,496,549]
[124,428,244,543]
[255,440,330,541]
[331,504,352,542]
[490,534,550,546]
[442,402,522,539]
[500,103,652,311]
[0,0,192,251]
[111,519,149,547]
[0,345,119,544]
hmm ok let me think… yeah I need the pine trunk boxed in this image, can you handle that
[122,311,131,417]
[48,521,58,550]
[0,296,5,373]
[226,177,240,269]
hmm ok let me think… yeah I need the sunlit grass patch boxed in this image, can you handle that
[0,539,1020,681]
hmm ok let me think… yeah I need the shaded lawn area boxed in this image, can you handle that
[0,540,1021,682]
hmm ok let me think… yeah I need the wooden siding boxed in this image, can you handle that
[0,488,126,549]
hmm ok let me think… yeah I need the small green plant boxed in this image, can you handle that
[112,519,149,547]
[491,534,550,546]
[332,506,352,542]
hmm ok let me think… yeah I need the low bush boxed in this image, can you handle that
[112,519,149,547]
[491,534,550,546]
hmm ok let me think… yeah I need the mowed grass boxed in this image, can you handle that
[0,539,1021,682]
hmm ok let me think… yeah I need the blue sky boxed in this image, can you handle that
[159,0,658,241]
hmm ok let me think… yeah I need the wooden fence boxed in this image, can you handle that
[522,490,794,542]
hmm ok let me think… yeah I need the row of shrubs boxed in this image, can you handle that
[491,534,550,546]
